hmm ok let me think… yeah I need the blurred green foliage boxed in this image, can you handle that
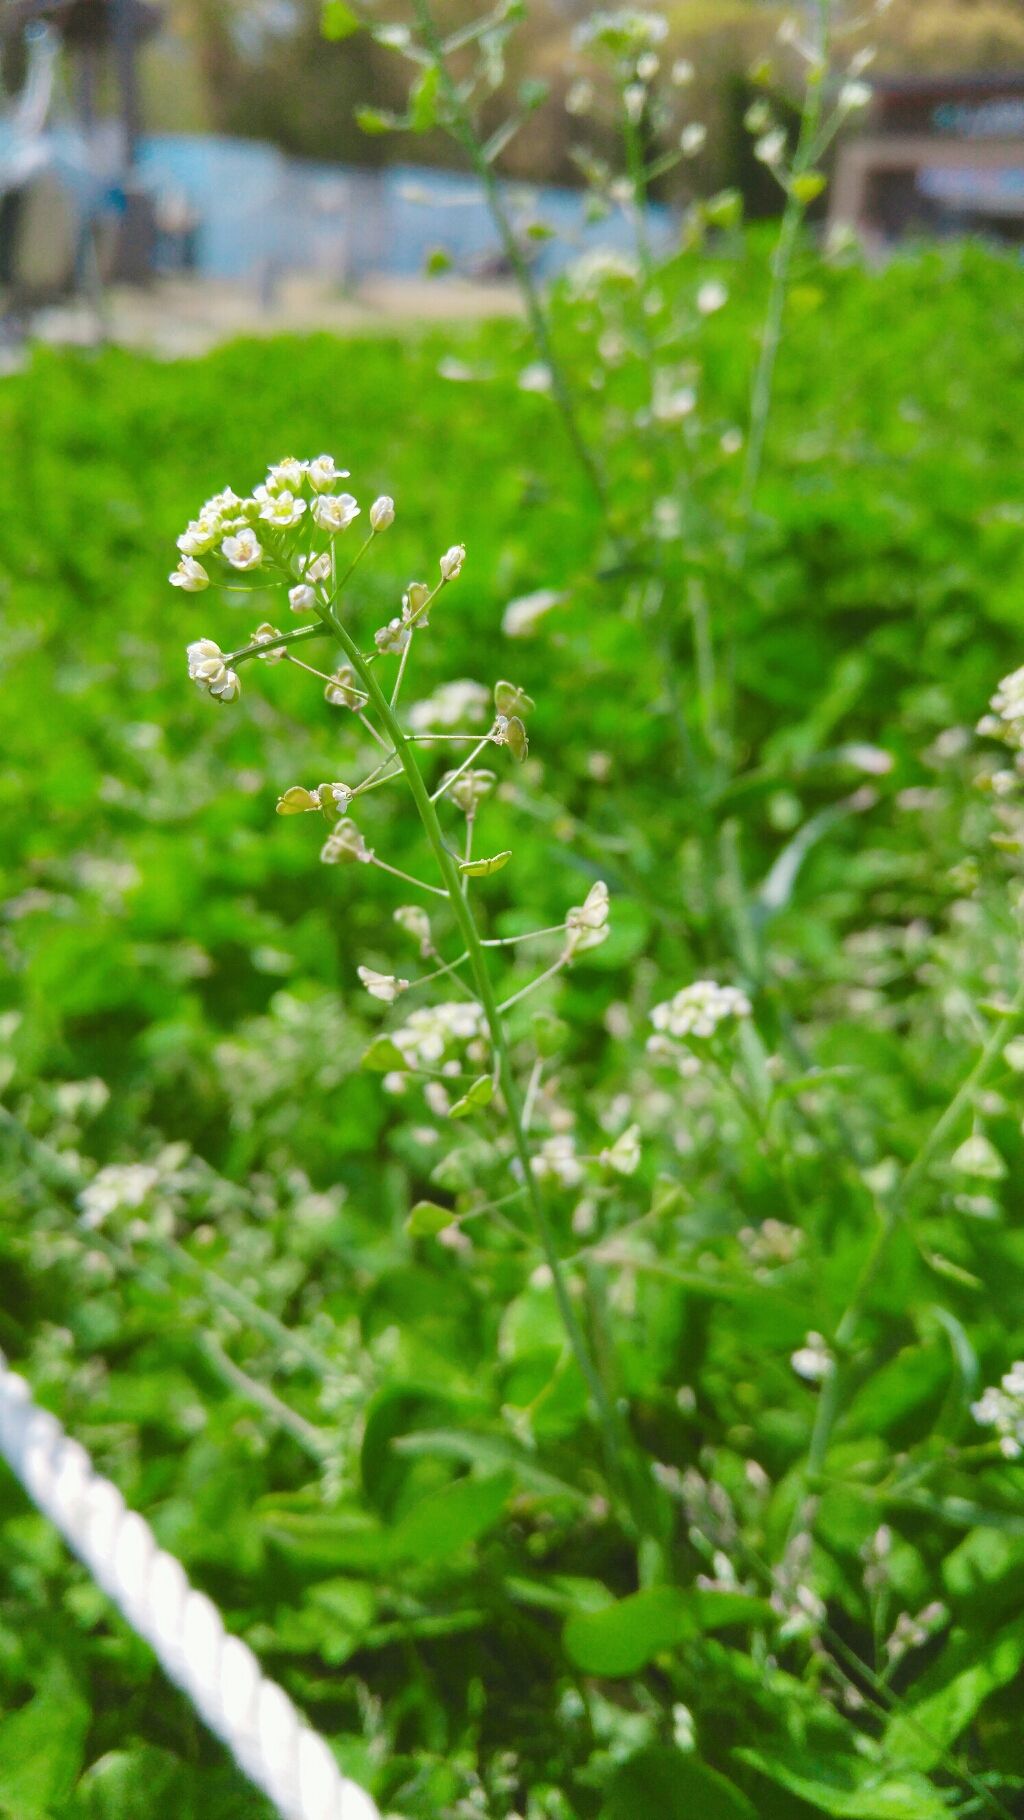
[2,238,1024,1817]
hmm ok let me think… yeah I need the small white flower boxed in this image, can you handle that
[502,588,566,639]
[222,528,263,570]
[680,122,707,157]
[950,1132,1006,1180]
[297,549,333,585]
[636,51,659,80]
[177,516,220,557]
[209,668,241,703]
[312,493,361,534]
[972,1364,1024,1457]
[566,880,610,956]
[170,556,209,592]
[251,623,286,663]
[755,128,787,167]
[791,1332,833,1383]
[839,80,872,112]
[408,680,490,731]
[566,77,594,116]
[187,636,224,679]
[289,583,317,615]
[266,457,306,494]
[624,82,646,124]
[697,279,728,315]
[440,544,466,581]
[650,980,752,1042]
[375,618,411,655]
[370,495,396,532]
[357,965,410,1003]
[671,57,694,86]
[78,1162,160,1230]
[531,1134,584,1189]
[307,454,349,493]
[259,490,307,529]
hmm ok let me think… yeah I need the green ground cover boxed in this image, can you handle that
[2,238,1024,1817]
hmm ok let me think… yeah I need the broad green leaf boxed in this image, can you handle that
[602,1748,756,1820]
[736,1747,951,1818]
[406,1199,456,1237]
[388,1471,513,1563]
[883,1614,1024,1770]
[361,1035,407,1072]
[563,1587,690,1676]
[0,1669,89,1815]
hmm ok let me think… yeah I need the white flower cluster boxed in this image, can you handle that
[186,639,240,703]
[649,979,752,1043]
[169,456,395,597]
[574,8,668,61]
[78,1162,160,1230]
[389,1001,486,1067]
[981,665,1024,755]
[972,1362,1024,1458]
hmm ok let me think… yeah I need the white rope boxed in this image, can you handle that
[0,1356,380,1820]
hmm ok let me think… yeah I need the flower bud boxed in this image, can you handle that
[289,583,316,614]
[357,966,410,1003]
[320,818,373,865]
[370,495,396,532]
[170,556,209,592]
[439,544,466,582]
[394,905,432,953]
[251,623,286,662]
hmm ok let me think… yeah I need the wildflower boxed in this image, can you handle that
[950,1131,1006,1179]
[566,77,595,115]
[301,550,333,585]
[324,666,368,710]
[680,122,707,156]
[697,279,728,315]
[671,57,694,85]
[78,1161,160,1230]
[636,50,658,79]
[265,458,306,494]
[312,493,361,534]
[972,1362,1024,1457]
[221,528,263,570]
[408,679,490,731]
[791,1332,833,1382]
[987,665,1024,748]
[600,1122,641,1176]
[502,588,566,638]
[169,556,209,592]
[320,818,373,865]
[531,1133,584,1188]
[307,454,349,492]
[839,80,872,111]
[289,583,316,614]
[624,82,646,123]
[370,496,395,532]
[394,904,432,954]
[402,582,432,628]
[574,9,668,59]
[650,980,752,1041]
[755,127,787,166]
[251,623,286,663]
[565,880,610,956]
[391,1000,485,1066]
[258,490,307,529]
[357,966,410,1003]
[375,617,411,655]
[202,485,243,519]
[178,516,220,557]
[440,544,466,581]
[186,638,241,703]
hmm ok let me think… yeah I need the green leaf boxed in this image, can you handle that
[410,66,440,133]
[389,1471,513,1562]
[425,246,453,276]
[448,1075,494,1118]
[563,1587,690,1676]
[406,1199,456,1237]
[602,1748,756,1820]
[0,1669,89,1815]
[459,851,512,878]
[321,0,360,39]
[361,1035,407,1072]
[736,1747,951,1818]
[356,107,398,135]
[883,1613,1024,1770]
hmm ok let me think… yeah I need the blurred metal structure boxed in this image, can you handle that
[831,73,1024,250]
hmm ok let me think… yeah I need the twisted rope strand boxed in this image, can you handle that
[0,1356,380,1820]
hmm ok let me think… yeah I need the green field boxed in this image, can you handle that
[3,236,1024,1818]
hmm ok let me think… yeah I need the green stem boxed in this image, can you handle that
[411,0,611,522]
[316,599,644,1533]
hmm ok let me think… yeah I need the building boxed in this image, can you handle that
[830,73,1024,248]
